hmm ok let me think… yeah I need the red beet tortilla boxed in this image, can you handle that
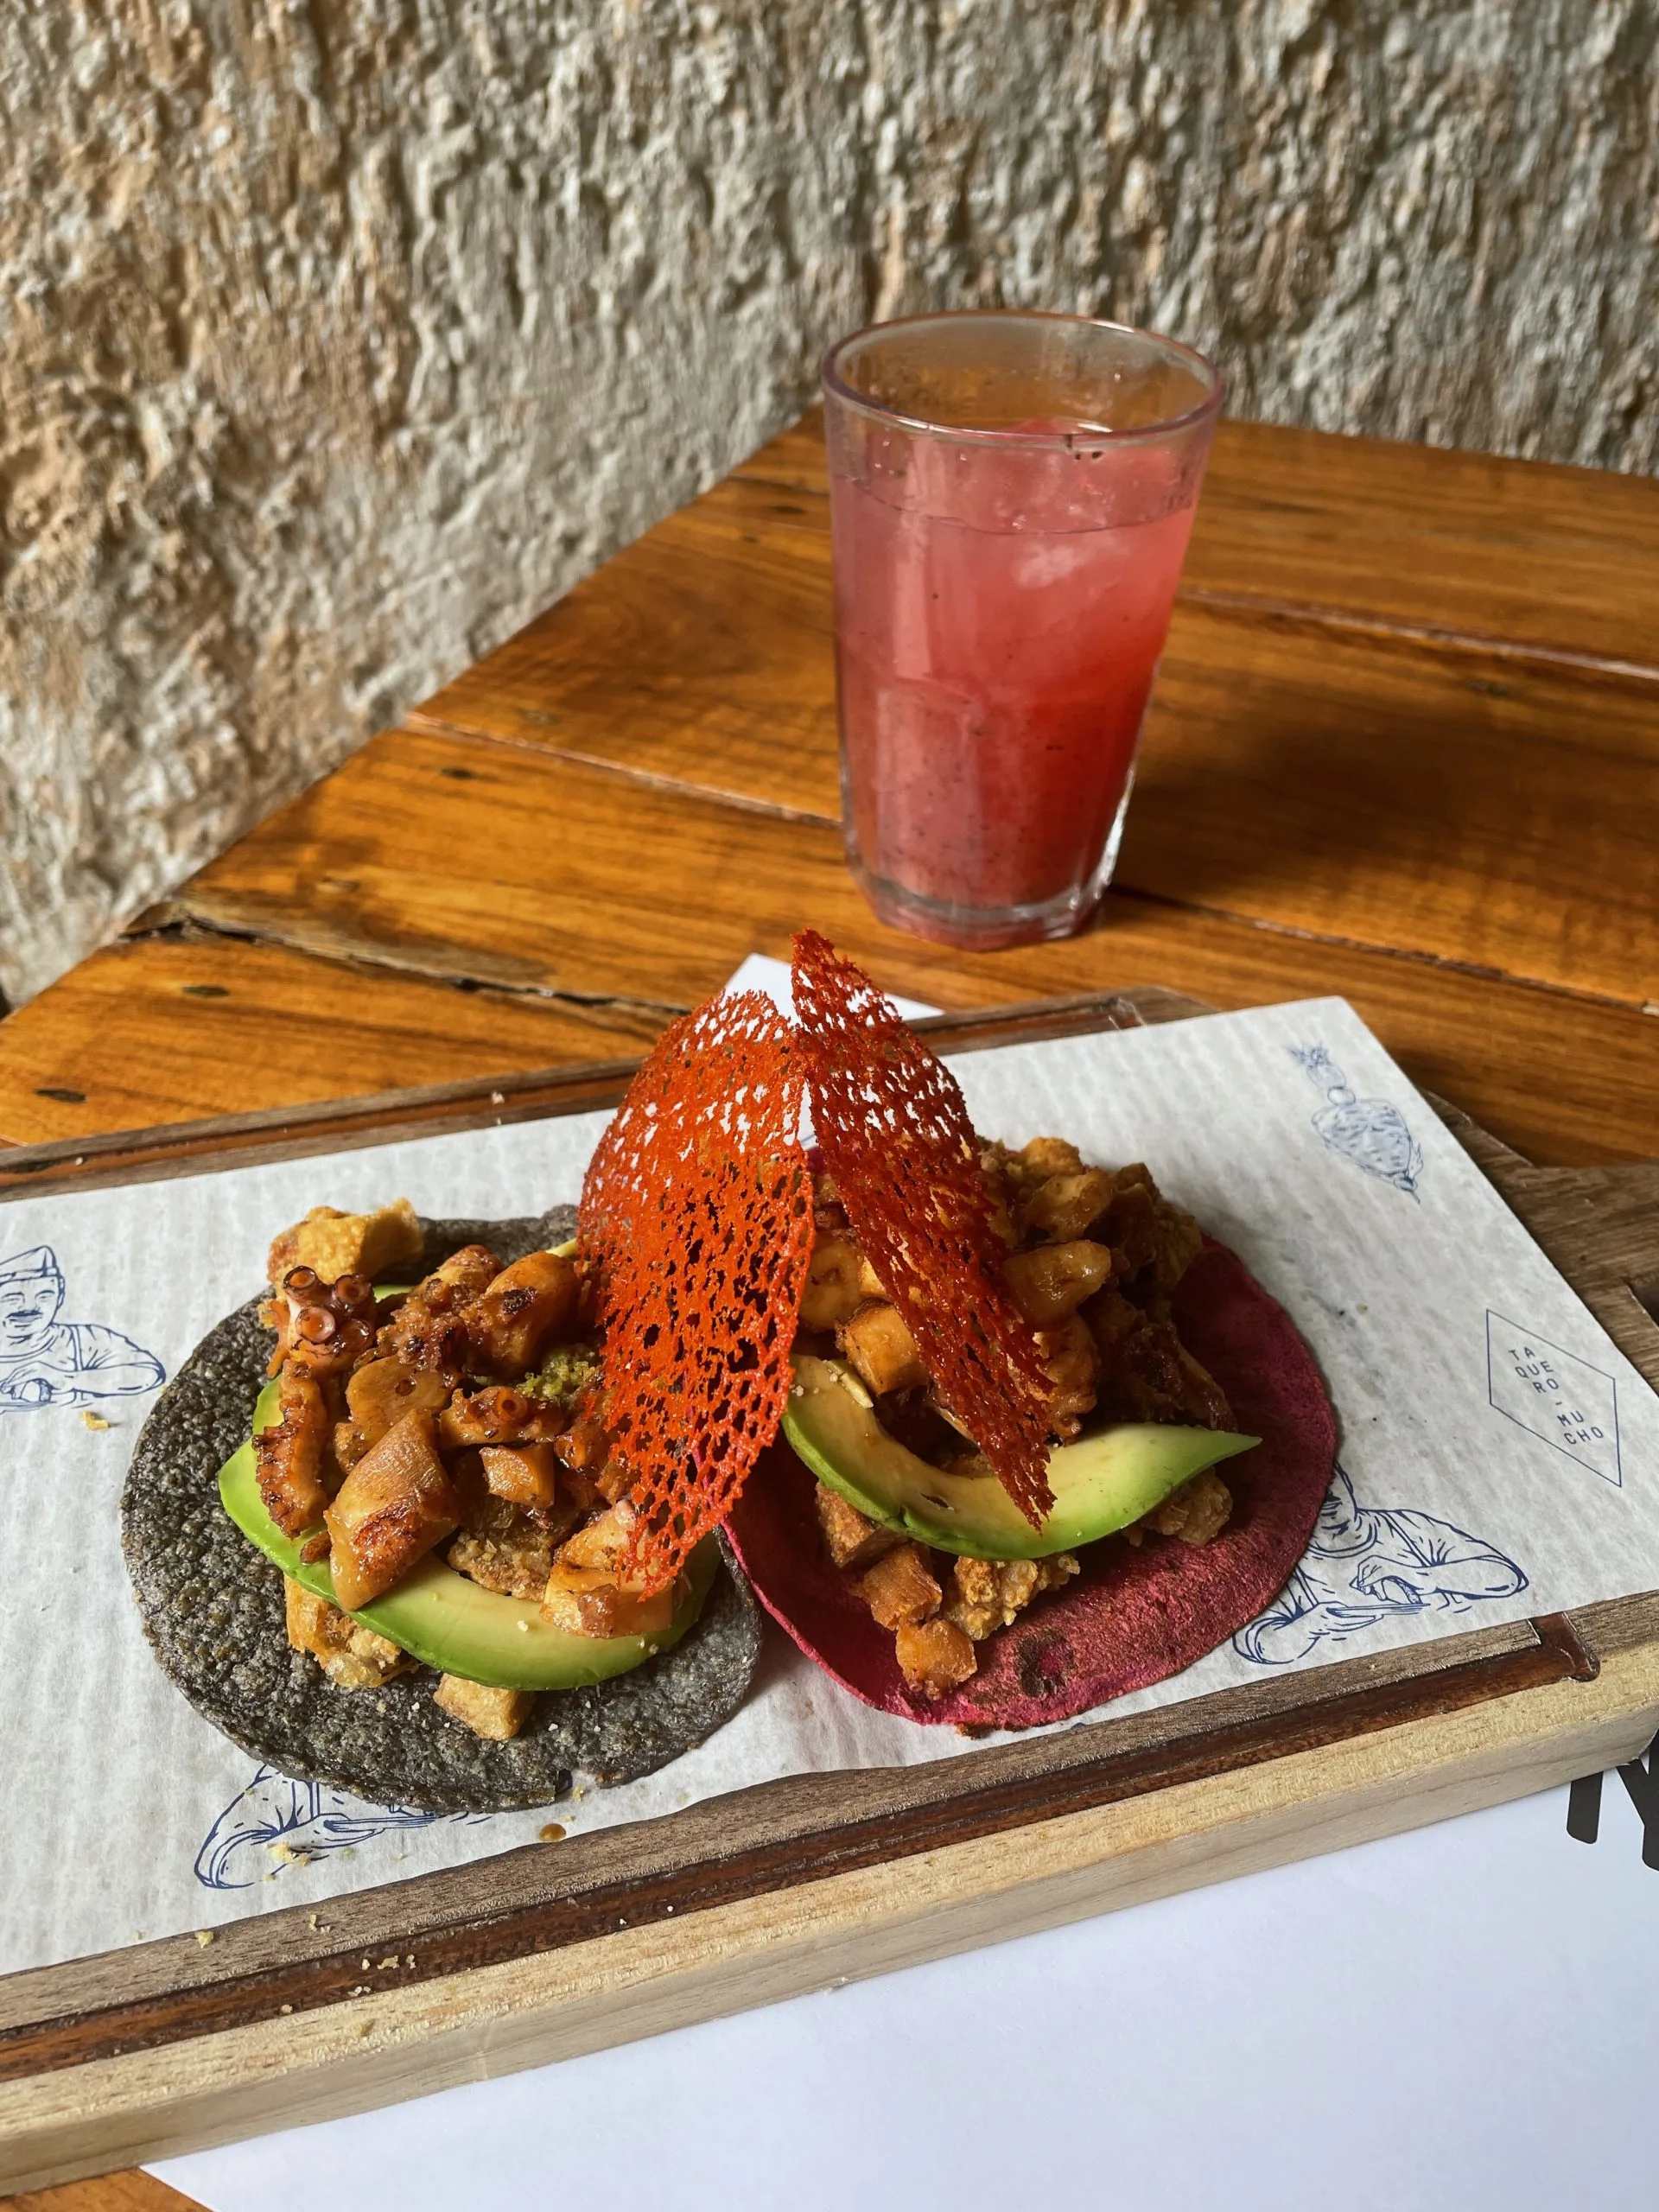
[726,1239,1337,1728]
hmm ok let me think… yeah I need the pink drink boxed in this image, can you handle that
[823,317,1221,947]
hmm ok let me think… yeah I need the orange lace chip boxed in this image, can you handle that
[791,931,1055,1524]
[579,991,814,1592]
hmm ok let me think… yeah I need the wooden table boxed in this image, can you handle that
[5,410,1657,2212]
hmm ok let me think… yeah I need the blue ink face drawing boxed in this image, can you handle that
[1232,1465,1526,1667]
[1289,1044,1422,1198]
[0,1245,164,1412]
[194,1765,490,1891]
[1485,1313,1621,1487]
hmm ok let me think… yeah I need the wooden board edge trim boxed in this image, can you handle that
[0,1605,1614,2082]
[8,1636,1657,2199]
[0,1610,1548,2032]
[0,990,1168,1198]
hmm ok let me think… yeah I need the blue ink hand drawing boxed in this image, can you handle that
[1233,1465,1526,1667]
[1486,1312,1622,1487]
[0,1244,163,1411]
[1289,1044,1422,1198]
[194,1765,488,1891]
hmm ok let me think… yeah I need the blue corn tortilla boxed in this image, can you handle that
[122,1209,761,1814]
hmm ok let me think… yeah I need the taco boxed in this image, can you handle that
[126,941,1336,1799]
[123,988,810,1813]
[722,931,1338,1728]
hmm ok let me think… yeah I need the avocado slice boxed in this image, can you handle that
[782,1353,1259,1560]
[219,1382,713,1689]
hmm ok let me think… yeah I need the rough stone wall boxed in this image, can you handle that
[3,0,1656,1007]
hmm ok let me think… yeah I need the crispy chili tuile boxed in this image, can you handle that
[791,931,1055,1523]
[578,990,814,1592]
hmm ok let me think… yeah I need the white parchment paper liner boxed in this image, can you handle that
[3,996,1653,1973]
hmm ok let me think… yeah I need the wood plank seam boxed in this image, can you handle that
[145,820,1659,1028]
[1178,587,1659,686]
[121,913,694,1024]
[1121,884,1659,1020]
[397,718,842,830]
[618,447,1659,684]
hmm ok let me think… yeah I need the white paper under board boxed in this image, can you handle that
[3,993,1656,1974]
[152,1776,1659,2212]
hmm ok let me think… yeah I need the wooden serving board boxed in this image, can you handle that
[3,989,1656,2196]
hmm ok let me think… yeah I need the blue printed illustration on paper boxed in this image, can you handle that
[1232,1465,1527,1667]
[1486,1312,1622,1487]
[194,1765,490,1891]
[0,1244,164,1411]
[1289,1044,1422,1199]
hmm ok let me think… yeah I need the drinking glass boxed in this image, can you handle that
[822,311,1223,948]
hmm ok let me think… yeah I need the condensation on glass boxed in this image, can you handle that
[822,312,1223,949]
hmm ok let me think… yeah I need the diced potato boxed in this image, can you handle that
[283,1576,410,1689]
[944,1554,1041,1641]
[466,1250,582,1376]
[254,1368,330,1536]
[421,1244,503,1300]
[542,1573,677,1638]
[855,1255,887,1299]
[1036,1313,1099,1437]
[268,1199,423,1289]
[814,1481,901,1572]
[433,1675,534,1740]
[894,1617,977,1698]
[542,1501,679,1638]
[324,1409,461,1610]
[1022,1168,1116,1243]
[837,1300,930,1397]
[554,1501,635,1575]
[798,1234,870,1332]
[345,1357,451,1451]
[857,1541,941,1630]
[1004,1239,1116,1325]
[1018,1136,1083,1181]
[480,1441,561,1509]
[1147,1469,1233,1547]
[943,1553,1079,1641]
